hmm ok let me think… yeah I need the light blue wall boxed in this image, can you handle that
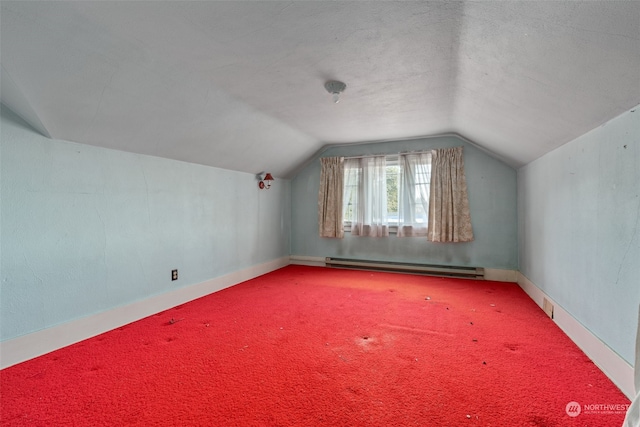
[291,136,518,269]
[518,107,640,364]
[0,105,290,341]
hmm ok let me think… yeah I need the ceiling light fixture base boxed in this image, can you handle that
[324,80,346,103]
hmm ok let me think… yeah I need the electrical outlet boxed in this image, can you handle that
[171,269,178,281]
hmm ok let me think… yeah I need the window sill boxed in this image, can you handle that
[343,224,399,234]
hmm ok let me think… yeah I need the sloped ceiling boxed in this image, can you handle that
[1,1,639,177]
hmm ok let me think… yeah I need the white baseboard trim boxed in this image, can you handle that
[0,256,289,370]
[484,268,518,282]
[289,255,326,267]
[517,272,635,400]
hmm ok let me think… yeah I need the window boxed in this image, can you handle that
[342,153,431,235]
[319,147,471,241]
[386,159,400,226]
[342,163,359,225]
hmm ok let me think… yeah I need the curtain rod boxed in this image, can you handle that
[342,149,434,160]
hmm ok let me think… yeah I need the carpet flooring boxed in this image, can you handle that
[0,266,630,426]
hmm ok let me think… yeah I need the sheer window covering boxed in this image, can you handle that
[346,157,389,237]
[398,152,431,237]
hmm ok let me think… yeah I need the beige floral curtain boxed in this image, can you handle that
[427,147,474,242]
[318,157,344,238]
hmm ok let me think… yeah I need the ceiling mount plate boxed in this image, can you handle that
[324,80,346,94]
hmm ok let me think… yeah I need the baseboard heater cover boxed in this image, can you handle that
[325,257,485,279]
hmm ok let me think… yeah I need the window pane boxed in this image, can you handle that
[412,159,430,224]
[386,164,399,224]
[343,164,360,222]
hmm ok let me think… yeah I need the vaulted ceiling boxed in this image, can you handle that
[1,1,639,177]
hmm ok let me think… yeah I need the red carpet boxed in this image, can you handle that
[1,266,630,426]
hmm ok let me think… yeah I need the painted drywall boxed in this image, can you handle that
[291,136,518,269]
[0,104,290,342]
[518,106,639,365]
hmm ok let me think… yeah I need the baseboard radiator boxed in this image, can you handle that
[325,257,485,279]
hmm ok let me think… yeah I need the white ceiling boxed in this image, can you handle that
[1,1,639,177]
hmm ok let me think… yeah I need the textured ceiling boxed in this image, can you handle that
[1,1,639,177]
